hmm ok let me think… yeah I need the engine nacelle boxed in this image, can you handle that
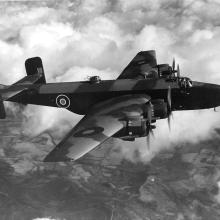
[151,99,168,119]
[113,118,149,141]
[114,100,167,141]
[143,99,168,121]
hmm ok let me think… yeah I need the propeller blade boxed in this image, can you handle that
[150,128,155,138]
[147,134,150,150]
[177,64,180,77]
[146,103,153,150]
[168,114,171,131]
[146,128,155,150]
[147,103,152,123]
[167,86,172,112]
[172,58,175,71]
[167,86,172,131]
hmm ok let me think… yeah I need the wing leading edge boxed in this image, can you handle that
[44,94,150,162]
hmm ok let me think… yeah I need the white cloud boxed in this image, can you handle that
[118,0,160,12]
[134,25,176,61]
[215,181,220,204]
[20,22,74,49]
[33,218,65,220]
[80,0,110,14]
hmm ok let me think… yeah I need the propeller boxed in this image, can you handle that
[177,64,180,77]
[147,134,150,150]
[146,103,155,150]
[171,58,181,78]
[147,126,155,150]
[172,58,176,72]
[147,129,154,150]
[167,86,172,131]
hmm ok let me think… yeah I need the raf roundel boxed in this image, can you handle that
[56,94,71,108]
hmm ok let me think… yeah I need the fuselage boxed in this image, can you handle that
[7,77,220,115]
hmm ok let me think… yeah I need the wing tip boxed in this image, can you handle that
[43,153,74,162]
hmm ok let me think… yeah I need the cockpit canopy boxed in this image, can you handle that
[88,76,101,83]
[140,68,159,79]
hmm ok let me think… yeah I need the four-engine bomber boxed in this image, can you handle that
[1,50,220,162]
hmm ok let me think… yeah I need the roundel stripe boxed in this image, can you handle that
[56,94,71,108]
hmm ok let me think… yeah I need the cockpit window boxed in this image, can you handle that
[178,77,193,89]
[141,68,159,79]
[188,80,193,87]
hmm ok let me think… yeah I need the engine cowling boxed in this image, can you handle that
[151,99,168,120]
[113,118,149,141]
[113,99,168,141]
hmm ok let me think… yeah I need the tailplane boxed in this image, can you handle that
[0,57,47,118]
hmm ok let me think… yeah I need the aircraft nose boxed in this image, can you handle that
[206,83,220,105]
[193,81,220,108]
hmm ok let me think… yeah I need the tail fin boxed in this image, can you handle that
[15,57,46,85]
[25,57,46,84]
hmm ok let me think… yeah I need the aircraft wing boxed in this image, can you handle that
[117,50,157,79]
[44,94,150,162]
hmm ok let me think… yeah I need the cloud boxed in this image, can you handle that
[215,181,220,204]
[21,105,80,138]
[33,218,65,220]
[1,0,220,163]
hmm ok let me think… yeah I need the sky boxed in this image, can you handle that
[1,0,220,163]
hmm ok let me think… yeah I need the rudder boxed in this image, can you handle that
[25,57,46,84]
